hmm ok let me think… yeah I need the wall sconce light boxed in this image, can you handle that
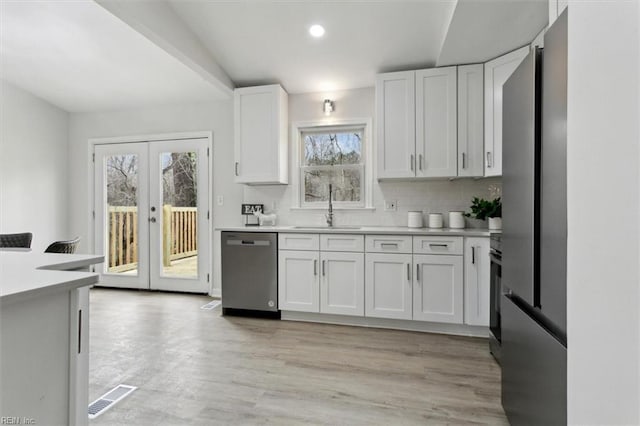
[323,99,334,116]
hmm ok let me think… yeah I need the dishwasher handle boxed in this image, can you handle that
[226,239,271,246]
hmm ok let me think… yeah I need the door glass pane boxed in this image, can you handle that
[160,152,198,278]
[105,154,139,275]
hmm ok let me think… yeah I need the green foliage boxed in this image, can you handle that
[463,197,502,220]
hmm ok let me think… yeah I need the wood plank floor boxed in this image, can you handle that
[89,288,507,425]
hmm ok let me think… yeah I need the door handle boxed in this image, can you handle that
[416,264,420,282]
[314,259,317,276]
[472,246,476,264]
[462,152,466,169]
[406,263,410,281]
[149,217,156,223]
[235,162,239,176]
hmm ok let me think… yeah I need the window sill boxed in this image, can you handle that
[290,206,376,211]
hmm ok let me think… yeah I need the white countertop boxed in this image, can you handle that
[217,225,497,237]
[0,252,104,305]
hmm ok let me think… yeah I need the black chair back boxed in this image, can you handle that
[0,232,33,248]
[45,237,80,254]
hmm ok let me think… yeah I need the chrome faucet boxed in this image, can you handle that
[325,184,334,227]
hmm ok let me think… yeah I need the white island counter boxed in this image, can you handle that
[0,252,103,426]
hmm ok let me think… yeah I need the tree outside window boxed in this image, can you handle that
[301,127,364,207]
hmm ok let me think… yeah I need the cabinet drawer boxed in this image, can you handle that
[279,233,319,251]
[320,234,364,252]
[365,235,413,254]
[413,236,463,255]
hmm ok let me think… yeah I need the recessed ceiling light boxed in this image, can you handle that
[309,24,325,38]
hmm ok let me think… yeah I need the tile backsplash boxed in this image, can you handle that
[243,177,501,229]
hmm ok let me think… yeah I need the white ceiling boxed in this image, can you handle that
[0,0,549,113]
[0,0,226,112]
[167,0,457,94]
[437,0,548,66]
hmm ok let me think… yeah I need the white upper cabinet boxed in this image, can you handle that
[484,46,530,177]
[376,71,416,179]
[415,67,458,177]
[376,65,485,179]
[457,64,485,177]
[234,84,288,184]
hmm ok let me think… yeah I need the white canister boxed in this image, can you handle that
[449,211,465,229]
[407,211,423,228]
[488,217,502,230]
[428,213,443,229]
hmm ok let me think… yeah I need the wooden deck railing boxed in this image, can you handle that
[107,205,197,272]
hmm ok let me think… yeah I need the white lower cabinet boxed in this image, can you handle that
[464,237,491,326]
[413,254,464,324]
[279,233,487,331]
[320,252,365,316]
[365,253,413,320]
[278,250,320,312]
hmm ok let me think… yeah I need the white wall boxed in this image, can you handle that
[243,87,501,227]
[566,2,639,424]
[0,80,70,251]
[67,100,241,294]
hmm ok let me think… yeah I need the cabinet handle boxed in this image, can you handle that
[416,264,420,281]
[410,155,414,171]
[419,154,423,170]
[429,243,448,248]
[78,309,82,354]
[381,243,399,249]
[407,263,410,281]
[322,260,326,276]
[314,259,317,276]
[472,246,476,264]
[486,152,492,168]
[462,152,466,169]
[235,162,239,176]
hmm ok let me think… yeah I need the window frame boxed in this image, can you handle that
[292,118,373,210]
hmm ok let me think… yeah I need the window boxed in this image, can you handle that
[300,125,365,208]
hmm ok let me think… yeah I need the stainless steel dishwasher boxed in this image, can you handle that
[221,232,278,317]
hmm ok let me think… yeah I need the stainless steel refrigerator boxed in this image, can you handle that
[501,9,567,425]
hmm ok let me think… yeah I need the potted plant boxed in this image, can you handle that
[464,197,502,230]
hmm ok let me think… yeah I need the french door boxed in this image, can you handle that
[94,138,210,293]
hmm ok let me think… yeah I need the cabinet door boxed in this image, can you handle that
[234,84,288,184]
[464,238,491,326]
[320,252,364,316]
[413,254,463,324]
[376,71,416,178]
[365,253,412,320]
[484,46,529,177]
[457,64,485,177]
[415,67,457,178]
[278,250,319,312]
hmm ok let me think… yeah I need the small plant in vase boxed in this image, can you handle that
[464,197,502,230]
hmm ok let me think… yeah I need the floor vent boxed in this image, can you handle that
[88,384,137,419]
[200,300,221,310]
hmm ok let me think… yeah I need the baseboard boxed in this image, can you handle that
[281,311,489,338]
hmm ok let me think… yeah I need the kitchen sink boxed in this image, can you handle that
[292,226,361,230]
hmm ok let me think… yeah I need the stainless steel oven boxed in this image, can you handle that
[489,235,502,363]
